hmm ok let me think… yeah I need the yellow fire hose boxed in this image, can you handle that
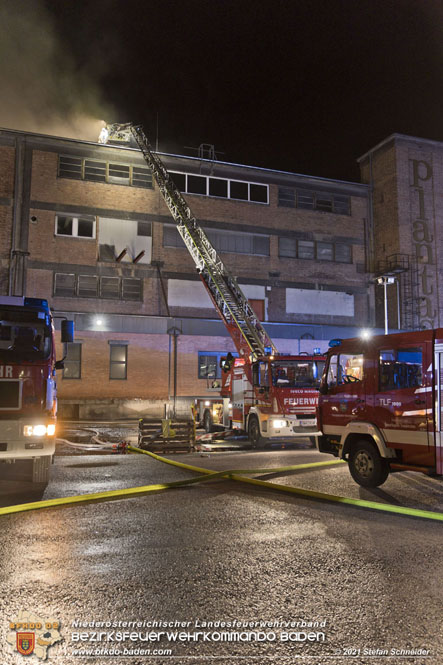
[0,446,441,522]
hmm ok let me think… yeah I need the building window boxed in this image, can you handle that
[278,187,295,207]
[137,221,152,236]
[163,224,269,256]
[56,214,95,238]
[198,351,238,379]
[78,274,98,297]
[54,273,76,297]
[169,171,268,204]
[277,187,350,215]
[278,237,297,258]
[317,241,334,261]
[298,240,315,260]
[335,243,352,263]
[100,276,120,299]
[278,237,352,263]
[63,342,82,379]
[54,273,142,301]
[109,343,128,380]
[122,278,142,301]
[58,155,152,189]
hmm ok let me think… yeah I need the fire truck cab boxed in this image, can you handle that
[0,296,73,484]
[317,329,443,486]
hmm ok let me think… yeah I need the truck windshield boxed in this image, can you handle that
[271,360,325,388]
[0,309,52,361]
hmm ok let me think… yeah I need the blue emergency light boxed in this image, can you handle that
[264,346,273,355]
[329,338,342,348]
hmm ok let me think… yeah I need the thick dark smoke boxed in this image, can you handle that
[0,0,112,141]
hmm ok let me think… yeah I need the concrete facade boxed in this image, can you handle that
[1,127,374,418]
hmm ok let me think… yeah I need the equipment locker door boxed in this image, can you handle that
[434,345,443,474]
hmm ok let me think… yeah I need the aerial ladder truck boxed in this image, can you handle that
[100,124,325,446]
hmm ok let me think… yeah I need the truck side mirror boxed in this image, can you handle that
[54,359,64,370]
[61,320,74,343]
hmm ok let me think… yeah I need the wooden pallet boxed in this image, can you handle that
[138,419,195,453]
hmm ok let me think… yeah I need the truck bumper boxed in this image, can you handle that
[0,420,56,459]
[261,416,320,440]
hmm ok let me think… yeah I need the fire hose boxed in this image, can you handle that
[0,446,442,522]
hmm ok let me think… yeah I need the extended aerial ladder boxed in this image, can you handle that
[101,123,277,361]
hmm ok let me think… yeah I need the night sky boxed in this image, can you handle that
[4,0,443,182]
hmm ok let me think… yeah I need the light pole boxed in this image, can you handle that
[376,275,395,334]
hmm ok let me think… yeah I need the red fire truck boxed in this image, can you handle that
[195,353,325,446]
[0,296,73,484]
[101,123,325,447]
[317,329,443,487]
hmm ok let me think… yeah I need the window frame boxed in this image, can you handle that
[163,224,270,256]
[55,214,96,239]
[278,236,352,264]
[63,342,82,380]
[277,186,351,215]
[198,351,238,380]
[109,343,128,380]
[169,171,269,205]
[53,273,142,301]
[378,347,423,392]
[58,155,153,189]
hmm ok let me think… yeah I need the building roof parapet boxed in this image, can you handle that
[0,125,367,195]
[357,132,443,164]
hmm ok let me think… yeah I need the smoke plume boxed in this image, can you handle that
[0,0,112,141]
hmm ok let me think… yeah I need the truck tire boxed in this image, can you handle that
[203,409,214,433]
[348,439,390,488]
[248,415,263,449]
[32,456,51,484]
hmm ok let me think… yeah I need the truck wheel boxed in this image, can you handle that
[203,409,214,433]
[248,416,263,449]
[32,456,51,484]
[348,440,390,488]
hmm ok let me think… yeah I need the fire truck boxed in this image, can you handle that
[101,123,325,447]
[0,296,73,484]
[317,329,443,487]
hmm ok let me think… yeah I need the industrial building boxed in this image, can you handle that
[1,127,433,418]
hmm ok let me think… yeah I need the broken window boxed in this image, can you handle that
[55,214,95,239]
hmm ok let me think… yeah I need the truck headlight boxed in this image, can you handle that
[23,424,56,437]
[272,419,288,428]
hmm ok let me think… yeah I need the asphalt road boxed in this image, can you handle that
[0,439,442,665]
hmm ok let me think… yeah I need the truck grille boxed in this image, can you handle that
[0,380,21,409]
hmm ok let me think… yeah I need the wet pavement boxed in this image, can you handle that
[0,425,442,665]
